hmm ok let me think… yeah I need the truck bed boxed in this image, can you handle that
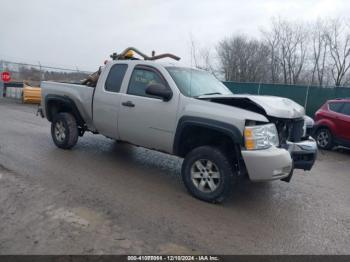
[41,81,95,129]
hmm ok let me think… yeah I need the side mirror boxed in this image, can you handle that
[145,83,172,101]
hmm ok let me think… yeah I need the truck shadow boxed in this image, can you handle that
[75,136,306,213]
[108,140,183,179]
[107,140,293,209]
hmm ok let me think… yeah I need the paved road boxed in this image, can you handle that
[0,99,349,254]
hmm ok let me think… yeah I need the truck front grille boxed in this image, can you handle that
[272,118,304,145]
[289,118,304,142]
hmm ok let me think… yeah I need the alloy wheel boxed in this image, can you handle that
[54,121,66,142]
[190,159,221,193]
[317,130,329,148]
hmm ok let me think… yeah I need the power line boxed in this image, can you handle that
[1,60,92,74]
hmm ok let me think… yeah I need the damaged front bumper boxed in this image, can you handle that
[286,137,317,171]
[241,137,317,182]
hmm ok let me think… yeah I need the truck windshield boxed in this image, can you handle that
[166,67,232,97]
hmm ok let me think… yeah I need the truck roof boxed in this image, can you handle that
[108,59,197,70]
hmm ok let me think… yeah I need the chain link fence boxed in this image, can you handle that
[0,60,92,99]
[0,60,91,83]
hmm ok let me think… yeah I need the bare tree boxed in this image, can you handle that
[214,17,350,87]
[262,18,309,85]
[217,35,269,82]
[262,26,281,83]
[325,19,350,87]
[310,20,328,86]
[216,38,233,80]
[189,35,218,77]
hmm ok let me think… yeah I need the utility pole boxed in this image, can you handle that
[38,61,43,82]
[258,82,262,95]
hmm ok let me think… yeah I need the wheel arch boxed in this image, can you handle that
[173,116,243,158]
[314,118,336,134]
[45,95,85,127]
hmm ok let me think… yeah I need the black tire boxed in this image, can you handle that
[315,127,333,150]
[181,146,236,203]
[51,112,79,149]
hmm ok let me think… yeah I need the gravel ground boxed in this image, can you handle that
[0,98,349,254]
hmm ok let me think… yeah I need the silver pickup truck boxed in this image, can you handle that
[40,48,317,203]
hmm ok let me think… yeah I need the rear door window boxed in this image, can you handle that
[105,64,128,93]
[328,102,344,113]
[340,102,350,116]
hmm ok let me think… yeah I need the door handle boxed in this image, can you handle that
[122,101,135,107]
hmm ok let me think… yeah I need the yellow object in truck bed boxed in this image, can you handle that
[22,84,41,104]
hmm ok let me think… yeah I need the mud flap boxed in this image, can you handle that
[36,106,44,118]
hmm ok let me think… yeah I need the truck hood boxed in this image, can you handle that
[198,94,305,119]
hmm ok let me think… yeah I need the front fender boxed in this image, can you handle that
[173,116,244,156]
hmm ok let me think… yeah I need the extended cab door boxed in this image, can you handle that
[92,63,128,139]
[117,65,179,153]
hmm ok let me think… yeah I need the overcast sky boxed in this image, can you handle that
[0,0,349,71]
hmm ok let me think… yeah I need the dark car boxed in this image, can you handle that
[314,98,350,149]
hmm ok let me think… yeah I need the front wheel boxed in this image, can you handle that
[181,146,236,203]
[51,112,79,149]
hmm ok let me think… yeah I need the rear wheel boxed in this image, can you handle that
[315,128,333,150]
[181,146,236,203]
[51,112,79,149]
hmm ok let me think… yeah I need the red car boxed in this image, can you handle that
[314,98,350,149]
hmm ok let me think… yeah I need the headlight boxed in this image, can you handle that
[244,123,279,150]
